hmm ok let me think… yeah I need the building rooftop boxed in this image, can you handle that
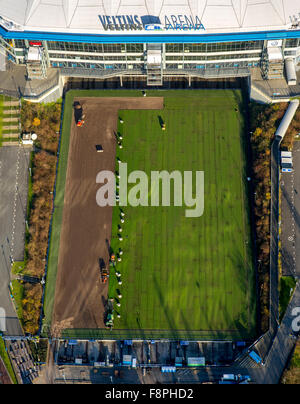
[0,0,299,36]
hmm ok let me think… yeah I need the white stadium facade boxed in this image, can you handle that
[0,0,300,98]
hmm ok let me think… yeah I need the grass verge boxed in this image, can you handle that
[0,337,18,384]
[279,276,297,322]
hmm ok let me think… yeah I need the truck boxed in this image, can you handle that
[280,151,293,173]
[74,102,85,127]
[249,350,263,365]
[219,374,251,384]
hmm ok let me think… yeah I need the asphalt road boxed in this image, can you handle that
[50,364,252,385]
[0,145,30,336]
[281,141,300,277]
[269,137,281,334]
[238,137,300,384]
[247,281,300,384]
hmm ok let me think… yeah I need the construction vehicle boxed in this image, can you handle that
[105,312,114,328]
[105,299,114,328]
[74,102,85,127]
[101,267,109,283]
[96,144,104,153]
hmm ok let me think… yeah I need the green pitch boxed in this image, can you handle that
[108,90,256,340]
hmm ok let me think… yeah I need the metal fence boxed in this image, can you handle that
[59,328,250,342]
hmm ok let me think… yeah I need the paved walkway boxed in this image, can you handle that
[0,146,30,336]
[281,141,300,277]
[235,135,300,384]
[269,138,281,333]
[251,68,300,101]
[0,61,59,100]
[246,282,300,384]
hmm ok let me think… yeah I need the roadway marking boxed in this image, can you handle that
[10,146,21,262]
[290,170,296,275]
[0,159,2,234]
[282,167,297,276]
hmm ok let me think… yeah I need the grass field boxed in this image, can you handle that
[107,90,256,340]
[44,90,256,341]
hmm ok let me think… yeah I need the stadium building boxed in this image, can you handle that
[0,0,300,100]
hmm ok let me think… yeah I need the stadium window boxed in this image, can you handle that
[166,44,184,52]
[15,50,24,56]
[285,50,296,56]
[126,44,143,53]
[286,38,299,48]
[14,39,25,48]
[185,44,205,52]
[103,44,123,53]
[165,63,178,69]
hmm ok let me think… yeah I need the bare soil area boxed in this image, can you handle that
[52,97,163,334]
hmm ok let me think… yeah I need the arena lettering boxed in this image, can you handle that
[98,15,143,31]
[98,15,205,31]
[164,15,205,31]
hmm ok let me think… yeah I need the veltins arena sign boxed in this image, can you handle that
[98,15,205,31]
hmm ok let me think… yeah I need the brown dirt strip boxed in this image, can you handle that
[0,357,12,384]
[52,97,164,336]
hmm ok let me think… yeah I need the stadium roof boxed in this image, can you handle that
[0,0,299,36]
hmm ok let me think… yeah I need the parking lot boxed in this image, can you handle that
[39,337,251,384]
[280,141,300,277]
[0,145,30,336]
[51,362,251,385]
[56,340,235,368]
[6,340,39,384]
